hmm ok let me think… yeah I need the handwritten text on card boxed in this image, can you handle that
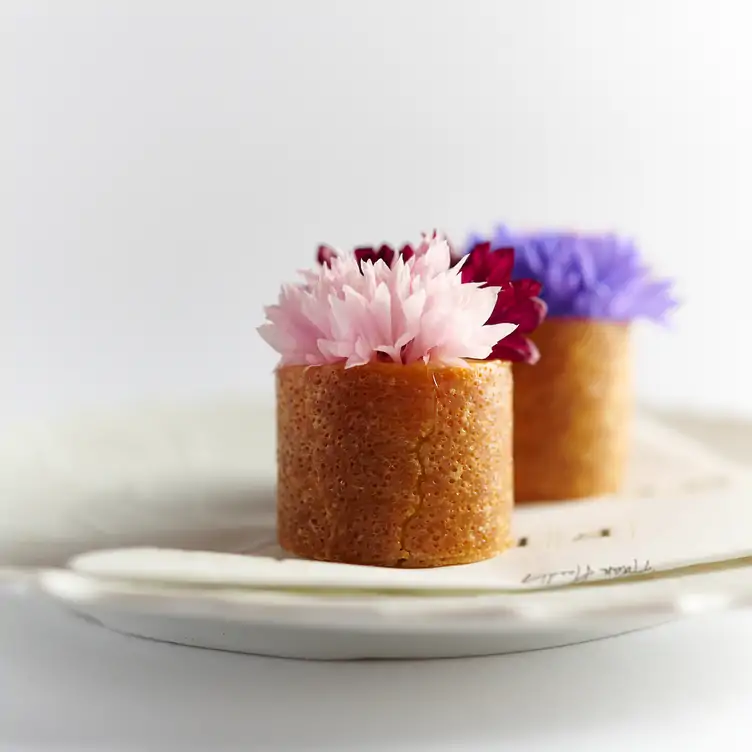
[521,559,653,588]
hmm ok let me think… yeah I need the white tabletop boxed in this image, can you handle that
[3,585,752,752]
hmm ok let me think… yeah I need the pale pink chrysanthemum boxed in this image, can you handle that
[258,232,518,368]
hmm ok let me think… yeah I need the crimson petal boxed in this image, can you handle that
[486,247,515,286]
[377,244,396,267]
[499,295,548,333]
[513,277,543,298]
[317,245,337,268]
[490,332,540,365]
[399,244,415,262]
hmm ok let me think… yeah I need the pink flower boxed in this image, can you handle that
[259,232,519,368]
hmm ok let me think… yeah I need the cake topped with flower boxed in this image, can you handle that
[260,231,544,369]
[459,225,680,504]
[464,225,677,324]
[261,231,546,568]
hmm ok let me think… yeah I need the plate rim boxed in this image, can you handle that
[36,555,752,633]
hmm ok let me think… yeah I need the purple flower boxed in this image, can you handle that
[464,226,678,323]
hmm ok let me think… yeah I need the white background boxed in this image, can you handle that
[5,6,752,750]
[3,0,752,422]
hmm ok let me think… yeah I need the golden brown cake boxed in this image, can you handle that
[277,360,513,567]
[513,319,631,502]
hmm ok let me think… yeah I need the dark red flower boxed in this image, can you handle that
[316,242,415,271]
[354,244,396,269]
[461,242,547,364]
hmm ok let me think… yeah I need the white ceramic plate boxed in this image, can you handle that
[3,397,752,660]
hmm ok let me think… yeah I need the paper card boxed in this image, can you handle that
[69,481,752,594]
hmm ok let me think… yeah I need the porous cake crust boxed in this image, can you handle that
[276,360,513,568]
[514,319,631,502]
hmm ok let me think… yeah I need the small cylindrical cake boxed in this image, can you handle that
[260,232,529,567]
[277,360,513,568]
[513,319,631,502]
